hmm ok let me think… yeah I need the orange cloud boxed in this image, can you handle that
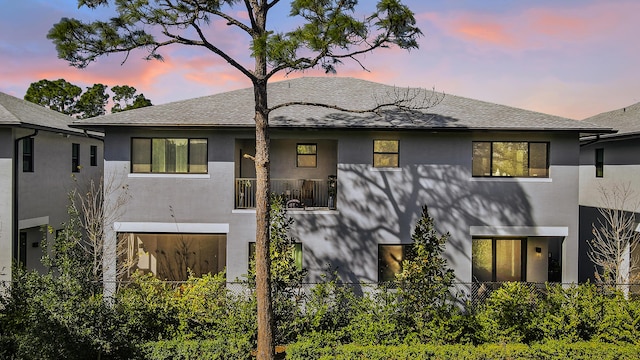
[454,21,515,46]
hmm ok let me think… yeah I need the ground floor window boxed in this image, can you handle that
[472,237,562,283]
[378,244,413,282]
[119,233,226,281]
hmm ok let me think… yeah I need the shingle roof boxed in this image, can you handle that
[582,102,640,138]
[0,91,84,134]
[73,77,613,133]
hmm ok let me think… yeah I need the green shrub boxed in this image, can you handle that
[142,338,253,360]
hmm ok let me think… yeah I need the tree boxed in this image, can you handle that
[76,83,110,119]
[25,79,152,118]
[396,205,457,342]
[111,85,152,113]
[48,1,424,357]
[24,78,81,116]
[588,183,640,290]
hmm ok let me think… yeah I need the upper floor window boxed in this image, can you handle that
[22,137,34,172]
[131,138,208,174]
[90,145,98,166]
[472,141,549,177]
[595,148,604,178]
[72,143,80,172]
[296,144,317,168]
[373,140,399,168]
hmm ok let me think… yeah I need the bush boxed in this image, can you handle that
[142,338,253,360]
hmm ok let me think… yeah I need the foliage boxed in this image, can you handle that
[24,78,151,118]
[396,205,458,343]
[247,195,307,345]
[111,85,153,113]
[285,341,640,360]
[474,282,543,343]
[141,338,253,360]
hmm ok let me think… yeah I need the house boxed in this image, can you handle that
[0,92,103,283]
[72,77,612,291]
[579,102,640,283]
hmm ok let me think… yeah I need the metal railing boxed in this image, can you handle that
[235,178,331,209]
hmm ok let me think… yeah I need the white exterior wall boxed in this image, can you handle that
[0,129,13,283]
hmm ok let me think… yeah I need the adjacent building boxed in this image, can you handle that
[72,77,612,288]
[579,102,640,283]
[0,92,103,283]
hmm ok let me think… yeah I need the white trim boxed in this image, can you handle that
[18,216,49,230]
[368,167,403,172]
[470,177,552,183]
[288,209,340,215]
[128,173,210,179]
[470,226,568,237]
[232,209,256,214]
[113,222,229,234]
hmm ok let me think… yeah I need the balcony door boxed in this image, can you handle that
[472,238,525,282]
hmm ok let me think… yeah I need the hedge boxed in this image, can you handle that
[285,341,640,360]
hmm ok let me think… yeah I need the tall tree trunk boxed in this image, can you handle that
[253,4,274,358]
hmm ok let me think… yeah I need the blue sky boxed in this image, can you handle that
[1,0,639,119]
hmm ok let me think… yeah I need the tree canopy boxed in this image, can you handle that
[48,1,423,358]
[24,78,152,118]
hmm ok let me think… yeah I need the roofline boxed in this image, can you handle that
[0,122,97,136]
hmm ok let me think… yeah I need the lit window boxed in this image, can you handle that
[72,143,80,172]
[119,233,226,281]
[131,138,208,173]
[378,244,412,282]
[373,140,399,168]
[472,238,523,282]
[595,148,604,178]
[22,137,34,172]
[472,141,549,177]
[296,144,317,168]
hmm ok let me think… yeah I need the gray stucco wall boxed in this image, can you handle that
[103,127,581,285]
[0,128,13,283]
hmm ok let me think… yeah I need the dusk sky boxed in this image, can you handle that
[1,0,639,120]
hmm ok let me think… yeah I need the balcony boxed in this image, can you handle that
[235,178,334,209]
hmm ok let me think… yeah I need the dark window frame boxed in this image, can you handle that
[90,145,98,167]
[373,139,400,168]
[595,148,604,178]
[72,143,80,173]
[472,141,550,178]
[130,137,208,174]
[296,143,317,168]
[22,137,34,172]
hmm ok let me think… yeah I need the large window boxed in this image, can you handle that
[378,244,412,282]
[131,138,208,173]
[119,233,226,281]
[472,238,524,282]
[72,143,80,172]
[296,144,317,168]
[472,141,549,177]
[249,242,303,270]
[22,137,34,172]
[373,140,399,168]
[595,148,604,178]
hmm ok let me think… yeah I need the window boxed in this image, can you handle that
[249,242,303,270]
[378,244,412,282]
[472,238,524,282]
[22,137,34,172]
[595,148,604,178]
[131,138,208,173]
[472,141,549,177]
[90,145,97,166]
[373,140,399,168]
[296,144,317,168]
[72,143,80,172]
[119,233,226,281]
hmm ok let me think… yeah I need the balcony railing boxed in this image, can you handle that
[235,178,331,209]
